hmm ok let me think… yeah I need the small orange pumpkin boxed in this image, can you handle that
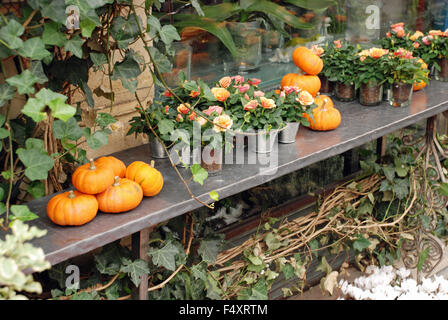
[281,73,321,96]
[95,156,126,178]
[126,160,164,197]
[47,190,98,226]
[72,158,115,194]
[96,176,143,213]
[304,95,341,131]
[413,58,429,91]
[292,46,323,76]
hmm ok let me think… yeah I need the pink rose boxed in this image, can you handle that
[203,105,223,116]
[333,40,342,48]
[413,42,420,49]
[244,100,258,111]
[280,91,286,98]
[236,84,250,93]
[231,75,244,84]
[253,90,265,98]
[248,78,261,86]
[422,35,433,45]
[283,86,299,95]
[244,94,250,100]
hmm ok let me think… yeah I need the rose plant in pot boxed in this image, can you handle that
[386,48,428,108]
[355,47,390,106]
[319,40,360,102]
[266,87,315,144]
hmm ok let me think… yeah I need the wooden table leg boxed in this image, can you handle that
[376,136,386,159]
[132,226,153,300]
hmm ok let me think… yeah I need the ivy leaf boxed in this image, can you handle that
[30,61,48,84]
[111,55,141,93]
[49,98,76,122]
[53,118,83,141]
[85,129,109,150]
[10,205,39,222]
[90,52,108,68]
[0,19,24,50]
[42,22,67,47]
[120,258,150,287]
[393,178,409,200]
[198,239,220,264]
[147,15,161,33]
[80,18,97,38]
[95,113,117,129]
[190,264,207,281]
[281,263,295,280]
[0,83,15,107]
[64,35,84,59]
[159,25,180,45]
[394,158,408,177]
[353,234,371,253]
[264,232,281,251]
[27,181,45,199]
[147,241,180,271]
[16,138,54,181]
[28,0,66,23]
[209,190,219,201]
[22,98,47,122]
[158,119,174,135]
[248,278,268,300]
[190,164,208,185]
[18,37,51,60]
[438,183,448,197]
[316,256,332,275]
[110,15,141,49]
[148,47,171,73]
[382,165,396,182]
[6,70,38,95]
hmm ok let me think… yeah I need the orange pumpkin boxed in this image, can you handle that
[292,46,323,75]
[281,73,321,96]
[72,158,115,194]
[47,190,98,226]
[96,176,143,213]
[413,58,429,91]
[126,160,164,197]
[95,156,126,178]
[304,95,341,131]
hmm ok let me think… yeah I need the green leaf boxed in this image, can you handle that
[111,55,141,93]
[30,61,48,84]
[148,241,180,271]
[53,118,83,141]
[248,278,268,300]
[6,70,38,95]
[18,37,51,60]
[0,19,24,50]
[22,98,47,122]
[27,181,45,199]
[209,190,219,201]
[316,256,332,274]
[90,52,108,67]
[264,232,281,251]
[190,264,207,281]
[438,183,448,197]
[49,98,76,122]
[353,235,371,253]
[190,163,208,185]
[417,247,430,272]
[284,0,335,10]
[393,178,409,200]
[159,25,180,45]
[85,129,109,150]
[383,165,396,182]
[0,83,15,107]
[198,239,220,264]
[95,113,117,129]
[16,138,54,181]
[110,15,141,49]
[120,258,150,287]
[282,263,295,280]
[190,0,205,16]
[147,15,161,33]
[80,18,98,38]
[148,46,171,73]
[10,205,39,222]
[64,36,84,59]
[158,119,174,135]
[42,22,67,47]
[28,0,66,23]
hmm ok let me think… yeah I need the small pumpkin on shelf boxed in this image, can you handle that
[292,46,324,76]
[95,156,127,178]
[126,160,164,197]
[47,190,98,226]
[280,73,321,97]
[304,95,341,131]
[413,58,429,92]
[96,176,143,213]
[72,158,115,194]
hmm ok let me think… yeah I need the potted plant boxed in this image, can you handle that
[320,40,359,102]
[355,48,390,106]
[379,22,415,52]
[386,48,428,108]
[267,87,315,144]
[311,44,334,94]
[412,29,448,78]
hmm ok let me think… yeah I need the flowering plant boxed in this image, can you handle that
[266,87,315,125]
[413,29,448,71]
[319,40,360,85]
[386,48,428,85]
[379,22,415,52]
[355,48,390,88]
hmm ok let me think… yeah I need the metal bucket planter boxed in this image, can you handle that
[278,122,300,144]
[169,143,192,168]
[150,139,169,159]
[235,129,280,154]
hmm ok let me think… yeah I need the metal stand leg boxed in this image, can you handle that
[132,226,153,300]
[376,136,386,159]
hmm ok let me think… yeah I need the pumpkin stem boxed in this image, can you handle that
[150,160,155,168]
[113,176,120,186]
[68,190,76,199]
[88,158,97,170]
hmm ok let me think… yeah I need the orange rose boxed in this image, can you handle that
[190,86,201,98]
[429,30,443,36]
[211,87,230,102]
[177,103,190,115]
[369,48,388,59]
[213,114,233,132]
[410,31,424,41]
[219,76,232,88]
[396,29,405,38]
[260,97,276,109]
[297,90,314,106]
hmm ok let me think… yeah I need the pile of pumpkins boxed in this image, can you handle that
[47,157,164,226]
[281,46,342,132]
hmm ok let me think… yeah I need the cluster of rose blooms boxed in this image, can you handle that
[162,74,315,133]
[387,22,448,49]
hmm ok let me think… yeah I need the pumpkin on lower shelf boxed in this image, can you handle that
[72,158,115,194]
[304,95,341,131]
[125,160,164,197]
[95,156,127,178]
[47,190,98,226]
[280,73,321,96]
[96,176,143,213]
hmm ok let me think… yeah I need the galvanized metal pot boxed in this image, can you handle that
[278,122,300,144]
[150,139,169,159]
[238,130,279,154]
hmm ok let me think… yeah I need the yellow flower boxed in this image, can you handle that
[260,97,276,109]
[429,30,443,36]
[296,90,314,106]
[211,87,230,102]
[409,31,424,41]
[213,114,233,132]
